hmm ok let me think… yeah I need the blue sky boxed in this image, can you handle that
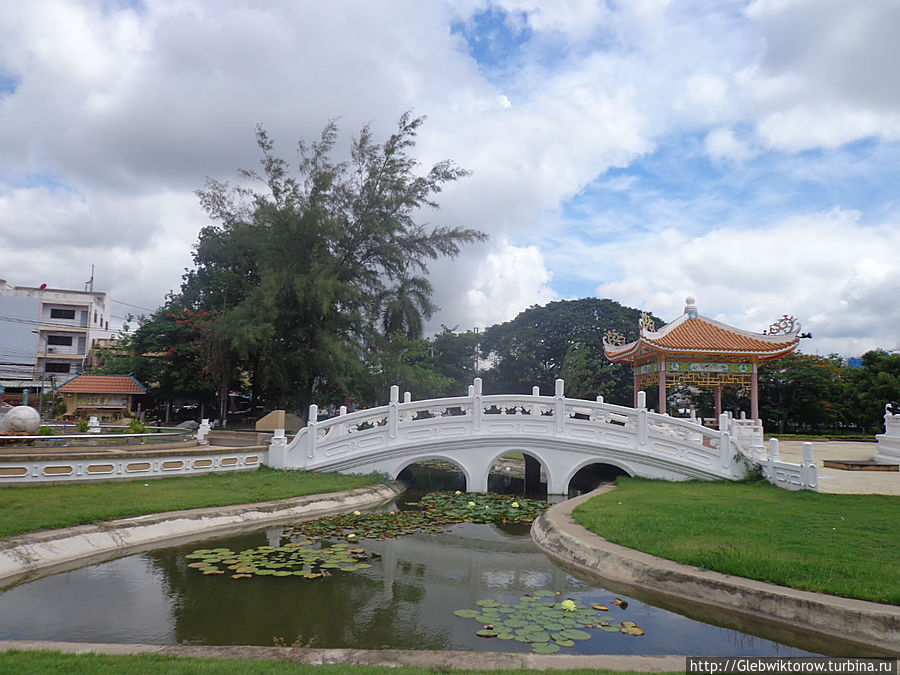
[1,0,899,357]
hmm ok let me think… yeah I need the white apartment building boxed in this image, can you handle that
[0,279,113,378]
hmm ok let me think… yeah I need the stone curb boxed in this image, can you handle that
[531,487,900,655]
[0,640,687,671]
[0,482,403,587]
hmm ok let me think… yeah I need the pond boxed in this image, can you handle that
[0,468,867,656]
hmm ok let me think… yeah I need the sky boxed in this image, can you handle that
[1,0,899,358]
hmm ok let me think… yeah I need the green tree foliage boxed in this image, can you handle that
[758,353,844,433]
[179,113,485,414]
[379,275,437,340]
[478,298,651,404]
[428,326,479,393]
[96,303,218,409]
[842,350,900,431]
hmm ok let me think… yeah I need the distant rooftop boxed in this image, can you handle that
[56,374,146,394]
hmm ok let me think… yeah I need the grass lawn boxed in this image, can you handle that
[0,467,381,540]
[572,478,900,605]
[0,651,662,674]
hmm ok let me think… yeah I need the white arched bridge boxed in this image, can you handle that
[268,379,754,495]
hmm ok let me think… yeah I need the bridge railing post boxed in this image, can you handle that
[801,442,817,490]
[718,413,732,472]
[307,404,318,460]
[637,390,647,445]
[389,385,399,439]
[472,377,482,431]
[554,379,565,432]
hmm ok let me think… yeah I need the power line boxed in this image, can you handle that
[110,298,156,312]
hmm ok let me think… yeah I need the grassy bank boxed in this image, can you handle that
[0,651,659,674]
[0,467,381,540]
[572,478,899,605]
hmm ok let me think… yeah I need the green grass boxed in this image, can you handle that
[0,467,381,540]
[0,651,657,674]
[572,478,900,605]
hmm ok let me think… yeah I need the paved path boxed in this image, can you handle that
[776,440,899,495]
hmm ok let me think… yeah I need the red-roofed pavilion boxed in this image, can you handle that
[603,297,801,420]
[56,374,147,420]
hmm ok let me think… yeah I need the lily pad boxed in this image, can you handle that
[559,629,591,640]
[532,642,560,654]
[453,609,480,618]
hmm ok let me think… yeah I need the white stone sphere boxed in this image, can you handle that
[0,406,42,434]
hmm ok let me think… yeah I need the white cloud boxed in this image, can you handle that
[0,0,898,361]
[593,208,900,355]
[704,127,756,162]
[463,243,558,328]
[740,0,900,151]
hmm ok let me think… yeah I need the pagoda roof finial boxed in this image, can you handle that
[684,296,698,319]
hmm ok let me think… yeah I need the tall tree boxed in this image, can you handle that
[842,350,900,431]
[181,113,485,414]
[378,275,437,340]
[757,353,843,434]
[478,298,652,404]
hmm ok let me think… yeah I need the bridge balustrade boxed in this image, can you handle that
[269,378,747,493]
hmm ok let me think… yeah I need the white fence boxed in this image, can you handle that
[270,379,748,493]
[0,447,266,484]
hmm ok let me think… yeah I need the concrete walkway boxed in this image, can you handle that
[776,440,899,495]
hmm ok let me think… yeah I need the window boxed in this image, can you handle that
[45,363,71,373]
[47,335,73,346]
[50,308,76,320]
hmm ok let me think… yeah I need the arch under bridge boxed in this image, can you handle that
[268,379,751,495]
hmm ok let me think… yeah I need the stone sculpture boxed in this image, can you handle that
[0,405,41,434]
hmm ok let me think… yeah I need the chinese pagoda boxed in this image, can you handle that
[603,297,801,420]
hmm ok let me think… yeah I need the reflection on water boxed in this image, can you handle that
[0,466,845,655]
[0,517,816,655]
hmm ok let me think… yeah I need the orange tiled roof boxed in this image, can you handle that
[604,312,800,363]
[644,318,796,353]
[56,374,146,394]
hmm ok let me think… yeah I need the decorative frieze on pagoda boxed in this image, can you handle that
[603,297,801,420]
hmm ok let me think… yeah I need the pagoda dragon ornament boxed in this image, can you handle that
[603,328,626,347]
[638,311,657,333]
[766,314,800,336]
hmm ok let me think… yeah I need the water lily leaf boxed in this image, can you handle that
[559,629,591,640]
[188,562,210,568]
[592,604,609,611]
[532,642,560,654]
[621,621,637,628]
[496,633,515,640]
[475,629,498,638]
[534,590,557,597]
[476,599,501,607]
[554,638,575,647]
[453,609,480,618]
[600,625,621,632]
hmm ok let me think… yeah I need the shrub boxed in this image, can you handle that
[125,418,148,434]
